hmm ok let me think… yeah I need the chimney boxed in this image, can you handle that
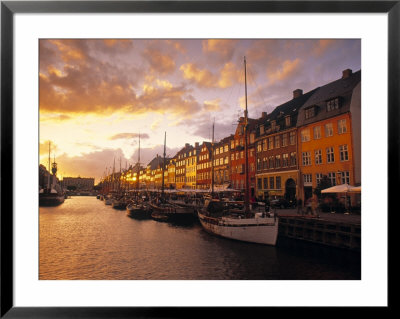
[293,89,303,99]
[261,112,267,118]
[342,69,353,79]
[195,142,199,148]
[185,143,190,148]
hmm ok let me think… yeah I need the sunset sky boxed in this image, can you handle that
[39,39,361,183]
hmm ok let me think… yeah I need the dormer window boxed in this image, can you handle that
[285,115,291,127]
[327,98,340,111]
[271,120,276,131]
[304,106,315,119]
[260,125,264,135]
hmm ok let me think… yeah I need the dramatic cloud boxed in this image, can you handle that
[39,39,361,182]
[202,39,238,63]
[267,58,302,84]
[180,62,241,89]
[109,133,150,141]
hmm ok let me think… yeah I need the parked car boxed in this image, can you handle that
[270,198,296,209]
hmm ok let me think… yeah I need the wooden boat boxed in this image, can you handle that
[197,57,278,246]
[126,201,152,219]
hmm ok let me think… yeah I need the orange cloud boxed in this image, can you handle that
[202,39,237,62]
[180,62,241,89]
[267,58,301,83]
[142,47,176,75]
[180,63,217,88]
[203,99,221,112]
[39,140,59,156]
[313,39,336,56]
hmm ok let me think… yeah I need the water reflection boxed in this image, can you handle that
[39,196,360,280]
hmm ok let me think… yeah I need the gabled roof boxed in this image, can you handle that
[256,88,319,136]
[297,70,361,127]
[148,155,171,170]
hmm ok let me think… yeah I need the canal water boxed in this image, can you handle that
[39,196,361,280]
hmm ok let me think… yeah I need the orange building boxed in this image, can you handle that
[297,69,361,203]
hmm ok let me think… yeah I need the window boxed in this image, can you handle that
[257,178,262,189]
[263,178,268,189]
[235,152,239,160]
[224,156,228,164]
[340,171,350,184]
[304,107,315,119]
[315,149,322,164]
[313,126,321,139]
[215,148,219,155]
[260,125,264,135]
[290,152,297,166]
[282,133,288,147]
[271,120,276,131]
[328,172,337,186]
[231,154,234,161]
[338,119,347,134]
[327,98,340,111]
[276,176,281,189]
[240,151,244,159]
[326,147,335,163]
[339,145,349,161]
[285,115,291,127]
[268,137,274,150]
[269,156,274,169]
[275,155,281,168]
[301,129,310,142]
[269,177,274,189]
[263,157,268,169]
[275,135,280,148]
[262,139,268,151]
[257,158,261,170]
[257,142,262,152]
[303,174,312,185]
[290,131,296,145]
[282,153,289,167]
[316,173,323,186]
[302,151,311,166]
[231,140,235,149]
[325,123,333,137]
[224,145,228,152]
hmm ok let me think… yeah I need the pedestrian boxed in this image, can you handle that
[311,194,318,216]
[297,198,303,215]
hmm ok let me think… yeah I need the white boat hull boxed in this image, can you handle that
[198,212,278,246]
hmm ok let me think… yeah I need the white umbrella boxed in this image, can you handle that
[349,185,361,193]
[321,183,357,213]
[321,183,355,193]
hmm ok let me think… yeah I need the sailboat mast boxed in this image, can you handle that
[161,131,166,196]
[136,133,140,191]
[211,119,215,196]
[244,56,250,214]
[47,141,51,189]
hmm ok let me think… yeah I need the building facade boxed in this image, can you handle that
[196,141,212,190]
[296,69,361,202]
[63,176,95,191]
[254,88,318,202]
[230,115,257,199]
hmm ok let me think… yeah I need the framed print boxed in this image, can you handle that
[1,0,396,317]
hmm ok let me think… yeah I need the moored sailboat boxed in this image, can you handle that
[150,132,196,224]
[197,57,279,245]
[39,142,65,207]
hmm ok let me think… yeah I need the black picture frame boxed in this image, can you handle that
[1,1,395,317]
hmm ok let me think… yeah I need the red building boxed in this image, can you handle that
[230,116,257,200]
